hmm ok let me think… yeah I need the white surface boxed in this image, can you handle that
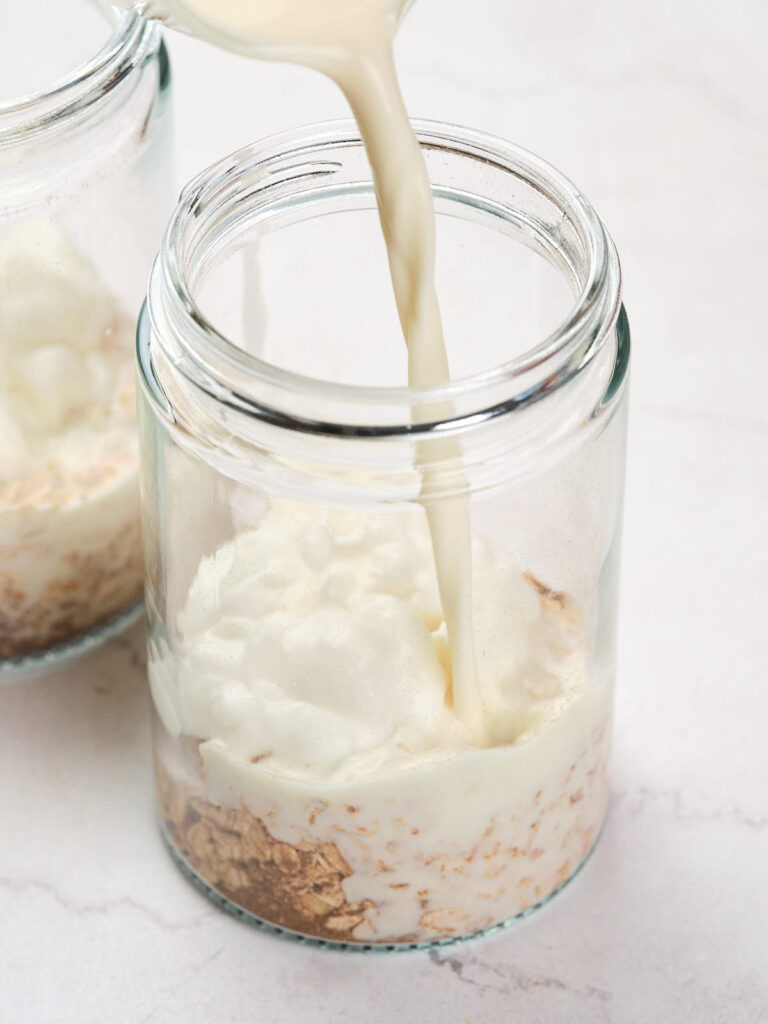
[2,0,767,1020]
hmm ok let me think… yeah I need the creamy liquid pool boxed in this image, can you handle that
[130,0,482,734]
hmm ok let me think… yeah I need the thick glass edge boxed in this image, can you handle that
[139,310,630,442]
[144,124,625,440]
[0,4,162,143]
[601,305,630,410]
[137,296,173,419]
[159,123,620,404]
[0,601,144,678]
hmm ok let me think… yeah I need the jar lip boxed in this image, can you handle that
[148,120,623,438]
[0,5,159,144]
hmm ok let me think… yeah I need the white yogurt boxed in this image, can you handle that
[0,222,142,658]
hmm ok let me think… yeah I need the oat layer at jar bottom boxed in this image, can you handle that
[0,225,144,662]
[154,683,611,947]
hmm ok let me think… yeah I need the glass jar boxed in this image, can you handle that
[138,122,629,949]
[0,1,173,668]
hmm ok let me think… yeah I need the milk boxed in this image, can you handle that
[122,0,480,731]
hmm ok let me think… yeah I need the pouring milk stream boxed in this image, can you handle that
[123,0,484,735]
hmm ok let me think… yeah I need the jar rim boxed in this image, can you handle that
[0,4,159,144]
[144,120,625,439]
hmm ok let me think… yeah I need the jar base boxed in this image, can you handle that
[160,816,605,953]
[0,599,144,679]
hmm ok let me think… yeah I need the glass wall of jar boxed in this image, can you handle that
[0,0,173,667]
[138,122,629,949]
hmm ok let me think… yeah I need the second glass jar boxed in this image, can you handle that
[0,0,173,666]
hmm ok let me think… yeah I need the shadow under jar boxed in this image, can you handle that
[0,0,173,668]
[138,122,629,949]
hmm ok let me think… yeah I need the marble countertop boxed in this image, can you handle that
[2,1,767,1021]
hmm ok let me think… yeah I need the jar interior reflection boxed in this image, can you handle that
[194,202,575,388]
